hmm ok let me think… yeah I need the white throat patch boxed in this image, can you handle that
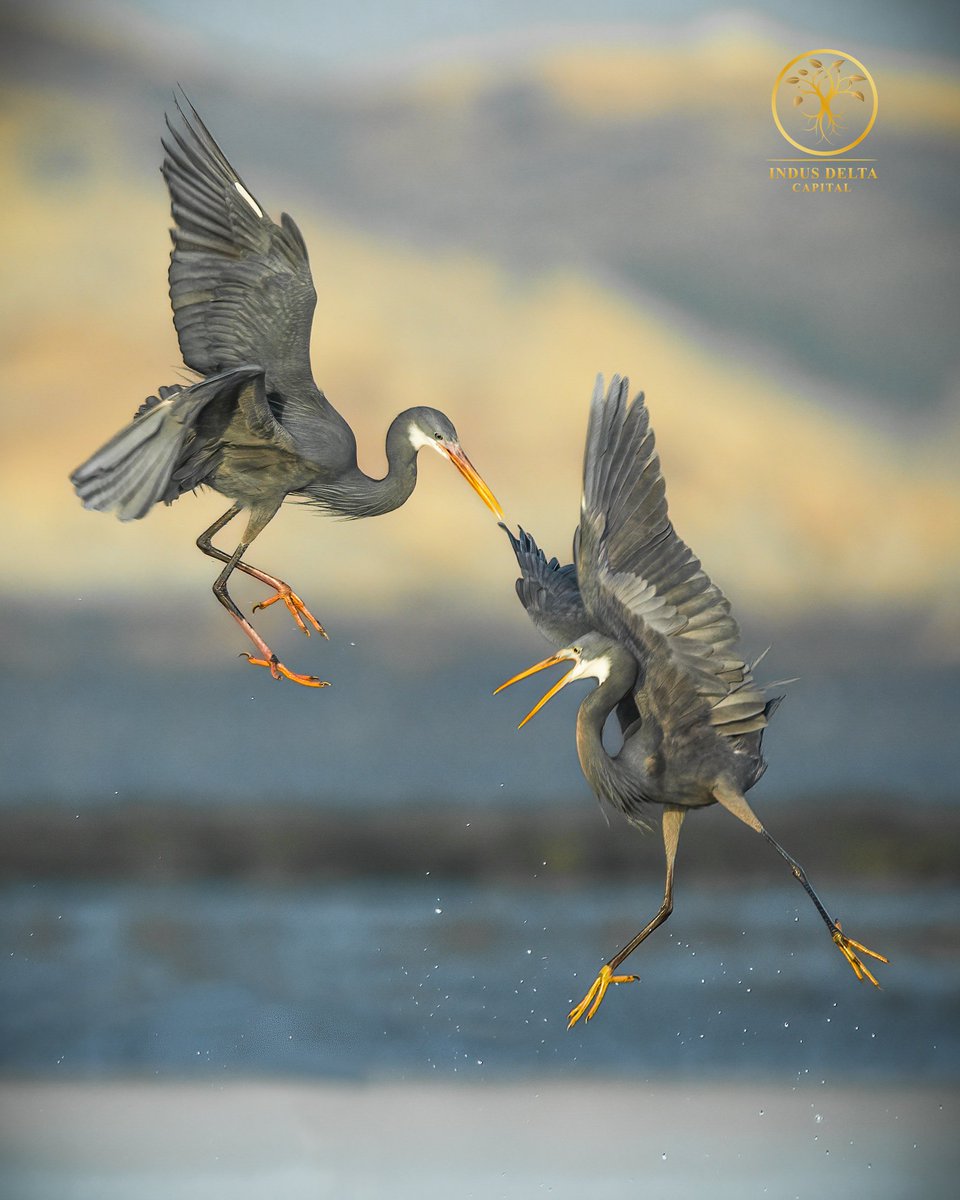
[407,424,446,455]
[571,654,611,685]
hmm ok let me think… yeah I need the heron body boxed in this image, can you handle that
[498,376,887,1027]
[71,96,502,685]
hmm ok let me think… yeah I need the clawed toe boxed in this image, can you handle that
[567,964,638,1030]
[253,586,327,639]
[832,923,889,988]
[240,653,330,689]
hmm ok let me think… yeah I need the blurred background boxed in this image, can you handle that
[1,1,958,1196]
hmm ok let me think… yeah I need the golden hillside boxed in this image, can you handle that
[3,78,958,639]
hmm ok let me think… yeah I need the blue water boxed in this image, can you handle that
[2,878,956,1081]
[3,604,959,809]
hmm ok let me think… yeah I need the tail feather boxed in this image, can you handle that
[70,365,261,521]
[72,404,179,520]
[103,429,182,518]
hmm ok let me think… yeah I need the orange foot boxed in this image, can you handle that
[241,653,330,689]
[253,585,328,639]
[832,922,889,988]
[567,963,638,1030]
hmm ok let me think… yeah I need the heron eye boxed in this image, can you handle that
[434,432,443,440]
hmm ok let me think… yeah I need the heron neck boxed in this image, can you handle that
[575,650,644,814]
[314,418,419,519]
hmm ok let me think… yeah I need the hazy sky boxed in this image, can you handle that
[37,0,960,77]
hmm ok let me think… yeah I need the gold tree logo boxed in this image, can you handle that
[772,50,878,156]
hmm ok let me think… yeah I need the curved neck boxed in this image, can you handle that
[366,416,421,515]
[575,650,645,814]
[314,415,420,519]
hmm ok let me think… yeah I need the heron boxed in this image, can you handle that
[70,95,503,686]
[496,375,887,1028]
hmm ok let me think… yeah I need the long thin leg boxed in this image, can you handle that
[713,782,888,986]
[197,504,327,639]
[568,806,686,1029]
[202,505,329,688]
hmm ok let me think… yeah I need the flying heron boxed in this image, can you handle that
[70,95,503,686]
[497,375,887,1028]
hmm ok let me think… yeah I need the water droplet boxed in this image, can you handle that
[661,1153,667,1162]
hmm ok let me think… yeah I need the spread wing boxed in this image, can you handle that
[162,93,318,394]
[575,375,768,737]
[501,524,591,647]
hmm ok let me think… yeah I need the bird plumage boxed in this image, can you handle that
[504,376,777,823]
[499,374,885,1025]
[70,93,502,685]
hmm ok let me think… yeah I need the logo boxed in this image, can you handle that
[772,50,878,156]
[769,50,878,193]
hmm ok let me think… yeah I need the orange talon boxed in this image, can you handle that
[240,653,330,689]
[832,922,888,988]
[253,586,328,639]
[567,963,638,1030]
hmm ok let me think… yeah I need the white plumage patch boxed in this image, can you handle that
[569,653,611,685]
[234,181,263,219]
[407,423,446,455]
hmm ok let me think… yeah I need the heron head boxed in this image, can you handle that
[404,407,503,518]
[494,632,617,728]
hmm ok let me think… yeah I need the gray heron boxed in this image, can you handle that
[497,376,887,1027]
[71,95,502,686]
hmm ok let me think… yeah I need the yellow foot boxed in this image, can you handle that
[832,922,889,987]
[253,586,328,639]
[567,963,638,1030]
[241,653,330,689]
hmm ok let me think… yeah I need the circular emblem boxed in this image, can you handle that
[772,50,878,156]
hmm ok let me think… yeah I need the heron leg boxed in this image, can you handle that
[204,509,329,689]
[197,504,327,639]
[713,782,888,986]
[568,807,685,1029]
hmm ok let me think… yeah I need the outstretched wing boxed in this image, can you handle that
[501,524,592,647]
[576,375,768,737]
[162,93,318,393]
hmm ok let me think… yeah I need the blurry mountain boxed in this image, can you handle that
[1,5,958,645]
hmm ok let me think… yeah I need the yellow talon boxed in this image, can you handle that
[567,963,638,1030]
[240,653,330,689]
[832,922,889,988]
[253,587,328,639]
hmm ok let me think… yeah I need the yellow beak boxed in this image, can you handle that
[443,446,504,519]
[494,650,577,728]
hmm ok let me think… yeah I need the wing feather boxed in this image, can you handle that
[501,524,591,647]
[576,375,768,735]
[162,93,318,393]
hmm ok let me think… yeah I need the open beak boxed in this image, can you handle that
[443,445,504,519]
[494,650,577,729]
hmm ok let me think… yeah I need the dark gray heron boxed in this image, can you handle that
[497,375,887,1028]
[70,95,502,686]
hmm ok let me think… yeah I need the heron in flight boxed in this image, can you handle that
[71,95,502,686]
[497,376,887,1028]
